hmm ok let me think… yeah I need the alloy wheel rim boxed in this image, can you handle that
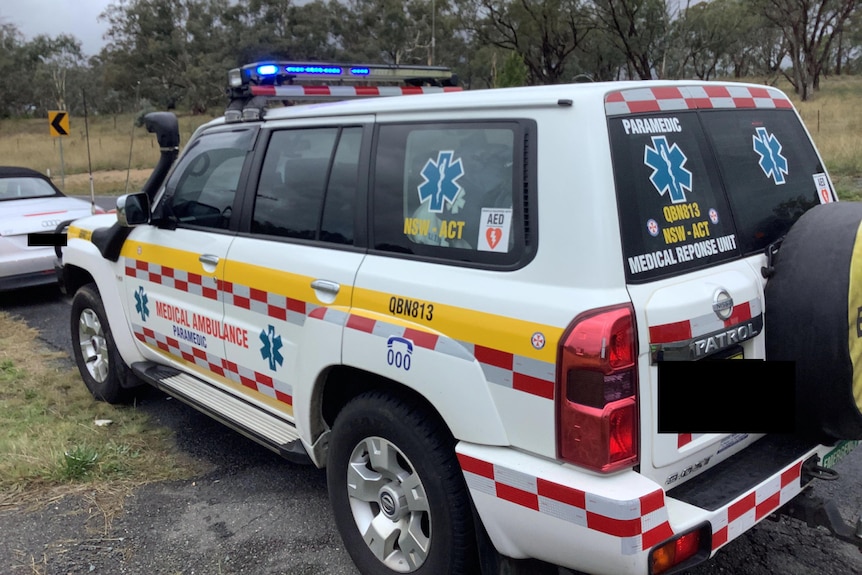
[78,308,109,383]
[346,436,431,572]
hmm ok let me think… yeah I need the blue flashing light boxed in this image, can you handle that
[350,67,371,76]
[285,65,343,76]
[256,64,279,76]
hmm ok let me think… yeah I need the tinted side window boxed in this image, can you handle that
[162,128,255,230]
[611,113,737,282]
[372,122,530,266]
[252,127,360,245]
[701,109,823,254]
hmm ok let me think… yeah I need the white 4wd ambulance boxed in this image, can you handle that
[58,62,862,575]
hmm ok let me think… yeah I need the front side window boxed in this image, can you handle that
[160,127,256,230]
[373,121,531,266]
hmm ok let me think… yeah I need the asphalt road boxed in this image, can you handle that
[1,284,861,575]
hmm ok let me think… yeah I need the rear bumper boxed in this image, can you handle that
[457,437,830,575]
[0,268,58,291]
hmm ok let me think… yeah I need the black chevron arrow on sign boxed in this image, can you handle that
[50,112,68,136]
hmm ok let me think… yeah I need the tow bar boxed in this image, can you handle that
[776,455,862,551]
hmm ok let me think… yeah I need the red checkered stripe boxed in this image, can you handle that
[125,258,219,301]
[132,324,293,406]
[710,460,804,551]
[605,85,792,117]
[326,310,556,400]
[458,453,673,555]
[250,84,462,99]
[648,297,762,344]
[677,433,706,448]
[220,280,310,327]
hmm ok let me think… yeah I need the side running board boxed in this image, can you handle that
[131,361,311,464]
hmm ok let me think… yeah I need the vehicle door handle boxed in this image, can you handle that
[199,254,220,266]
[311,279,340,296]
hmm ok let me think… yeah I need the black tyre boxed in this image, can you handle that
[326,392,478,575]
[70,283,135,404]
[765,202,862,441]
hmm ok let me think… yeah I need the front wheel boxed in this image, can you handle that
[70,283,135,403]
[327,392,477,575]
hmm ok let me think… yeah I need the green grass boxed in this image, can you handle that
[0,313,203,508]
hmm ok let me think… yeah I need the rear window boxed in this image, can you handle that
[700,109,823,254]
[610,112,736,282]
[611,108,827,282]
[0,177,60,201]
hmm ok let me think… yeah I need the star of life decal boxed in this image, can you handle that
[417,151,465,213]
[134,286,149,322]
[259,324,284,371]
[644,136,693,204]
[752,127,788,185]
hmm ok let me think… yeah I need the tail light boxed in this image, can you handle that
[557,303,638,472]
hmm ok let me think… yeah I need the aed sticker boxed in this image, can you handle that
[813,172,834,204]
[478,207,512,252]
[647,218,660,237]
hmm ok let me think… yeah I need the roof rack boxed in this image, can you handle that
[225,61,462,122]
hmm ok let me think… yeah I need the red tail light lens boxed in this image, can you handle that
[557,304,638,472]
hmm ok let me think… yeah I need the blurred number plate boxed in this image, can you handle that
[822,439,860,469]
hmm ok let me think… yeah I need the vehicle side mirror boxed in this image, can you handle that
[117,192,150,227]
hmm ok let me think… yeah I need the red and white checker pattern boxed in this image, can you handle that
[677,433,706,448]
[125,258,218,301]
[250,84,462,100]
[710,461,803,551]
[648,298,762,344]
[220,280,309,327]
[340,312,556,400]
[605,85,793,117]
[458,453,674,555]
[133,324,294,406]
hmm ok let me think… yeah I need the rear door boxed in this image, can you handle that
[606,86,830,487]
[220,117,371,423]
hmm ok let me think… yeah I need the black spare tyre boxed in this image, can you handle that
[765,201,862,442]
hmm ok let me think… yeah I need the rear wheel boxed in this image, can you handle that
[327,391,477,575]
[70,283,135,404]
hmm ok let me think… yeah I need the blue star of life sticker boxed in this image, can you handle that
[259,324,284,371]
[417,151,465,213]
[752,127,788,185]
[644,136,693,204]
[134,286,149,322]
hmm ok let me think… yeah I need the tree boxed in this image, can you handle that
[591,0,670,79]
[753,0,859,100]
[458,0,595,85]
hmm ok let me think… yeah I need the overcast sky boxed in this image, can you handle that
[0,0,112,56]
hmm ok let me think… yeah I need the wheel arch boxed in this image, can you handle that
[307,364,507,467]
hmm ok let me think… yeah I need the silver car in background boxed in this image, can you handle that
[0,166,101,291]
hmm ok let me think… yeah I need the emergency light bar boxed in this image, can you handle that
[229,61,458,88]
[225,60,462,122]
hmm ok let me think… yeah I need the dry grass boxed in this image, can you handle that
[0,113,214,195]
[0,313,204,511]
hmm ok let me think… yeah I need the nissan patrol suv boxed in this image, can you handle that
[57,62,862,575]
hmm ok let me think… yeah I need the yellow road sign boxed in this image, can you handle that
[49,111,70,137]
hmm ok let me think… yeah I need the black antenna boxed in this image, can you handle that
[82,89,96,214]
[125,81,141,194]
